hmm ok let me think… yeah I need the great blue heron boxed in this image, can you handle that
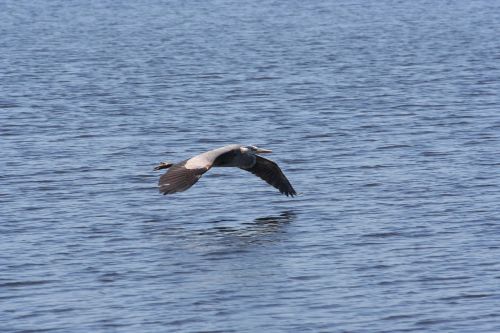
[154,144,296,197]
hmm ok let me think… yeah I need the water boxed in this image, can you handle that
[1,0,500,332]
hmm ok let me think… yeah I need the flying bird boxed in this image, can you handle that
[154,144,296,197]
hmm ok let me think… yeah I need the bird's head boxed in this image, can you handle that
[240,145,273,155]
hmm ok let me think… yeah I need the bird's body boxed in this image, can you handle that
[155,144,296,197]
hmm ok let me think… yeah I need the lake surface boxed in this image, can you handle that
[1,0,500,332]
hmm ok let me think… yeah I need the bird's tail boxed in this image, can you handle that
[154,162,174,171]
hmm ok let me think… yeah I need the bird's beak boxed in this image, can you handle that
[256,148,273,154]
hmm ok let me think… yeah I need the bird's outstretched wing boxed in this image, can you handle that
[158,160,209,195]
[241,155,296,197]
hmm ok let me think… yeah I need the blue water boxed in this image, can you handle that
[1,1,500,332]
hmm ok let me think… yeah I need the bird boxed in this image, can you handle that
[154,144,296,197]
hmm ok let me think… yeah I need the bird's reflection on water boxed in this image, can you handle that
[203,211,297,245]
[141,211,297,250]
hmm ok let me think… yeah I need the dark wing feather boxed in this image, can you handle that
[158,161,209,195]
[241,156,296,197]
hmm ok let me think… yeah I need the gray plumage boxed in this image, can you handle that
[155,144,296,197]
